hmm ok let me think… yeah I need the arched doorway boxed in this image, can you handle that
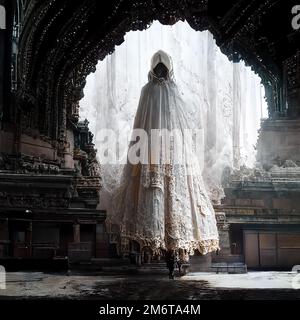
[1,0,300,270]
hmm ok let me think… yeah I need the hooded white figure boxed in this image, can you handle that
[108,50,219,256]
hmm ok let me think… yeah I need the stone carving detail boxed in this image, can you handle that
[73,119,101,178]
[0,153,62,174]
[0,118,101,211]
[215,212,229,231]
[283,51,300,116]
[0,193,70,209]
[222,165,271,185]
[281,159,298,168]
[0,154,9,170]
[284,52,300,94]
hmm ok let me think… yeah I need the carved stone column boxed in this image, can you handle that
[213,212,231,262]
[283,52,300,118]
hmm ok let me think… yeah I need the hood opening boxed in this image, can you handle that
[153,62,169,79]
[150,50,173,81]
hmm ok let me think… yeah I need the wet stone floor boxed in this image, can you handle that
[0,271,300,300]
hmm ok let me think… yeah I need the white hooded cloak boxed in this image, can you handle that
[108,50,219,256]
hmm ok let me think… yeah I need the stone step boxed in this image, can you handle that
[139,262,166,268]
[212,254,244,264]
[211,262,248,274]
[91,258,131,266]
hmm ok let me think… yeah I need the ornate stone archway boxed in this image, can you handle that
[1,0,300,268]
[7,0,298,146]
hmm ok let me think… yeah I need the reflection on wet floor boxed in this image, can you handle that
[0,271,300,300]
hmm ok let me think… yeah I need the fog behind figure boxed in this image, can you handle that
[107,50,219,258]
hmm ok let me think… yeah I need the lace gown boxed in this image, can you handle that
[108,50,219,256]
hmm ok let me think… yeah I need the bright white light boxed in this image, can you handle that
[80,21,268,197]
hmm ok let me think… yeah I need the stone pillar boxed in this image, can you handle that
[26,222,32,257]
[212,212,231,263]
[283,52,300,118]
[73,223,80,243]
[283,51,300,118]
[217,224,231,256]
[0,219,9,257]
[136,253,142,267]
[95,223,109,258]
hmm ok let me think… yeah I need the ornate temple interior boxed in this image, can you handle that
[1,0,300,274]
